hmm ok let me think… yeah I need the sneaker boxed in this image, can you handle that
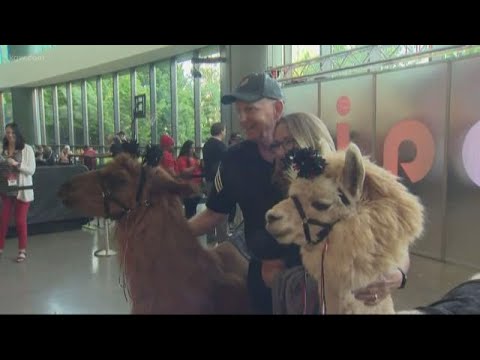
[16,251,26,263]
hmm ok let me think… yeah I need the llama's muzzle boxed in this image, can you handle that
[266,210,282,224]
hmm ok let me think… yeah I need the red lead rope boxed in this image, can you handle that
[320,242,328,315]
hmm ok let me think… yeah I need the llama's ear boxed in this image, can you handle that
[150,177,196,197]
[342,143,365,201]
[162,179,196,198]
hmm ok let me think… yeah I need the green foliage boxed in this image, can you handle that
[35,57,221,150]
[43,87,55,145]
[200,64,221,145]
[118,72,131,138]
[87,80,98,145]
[331,45,366,69]
[2,91,13,124]
[72,83,83,145]
[135,66,150,145]
[176,61,194,147]
[443,46,480,60]
[102,76,114,142]
[331,45,352,54]
[57,85,68,144]
[155,62,172,142]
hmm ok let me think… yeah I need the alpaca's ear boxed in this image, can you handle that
[342,143,365,201]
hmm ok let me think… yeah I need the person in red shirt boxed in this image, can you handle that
[176,140,202,219]
[82,145,97,170]
[159,134,177,176]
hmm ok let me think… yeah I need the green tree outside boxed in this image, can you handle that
[33,58,220,153]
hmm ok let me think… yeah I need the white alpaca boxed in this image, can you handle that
[266,144,425,314]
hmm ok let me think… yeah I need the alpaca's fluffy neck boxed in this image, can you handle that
[300,234,395,314]
[300,241,343,314]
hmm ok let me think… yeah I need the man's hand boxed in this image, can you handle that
[352,268,403,306]
[188,208,228,237]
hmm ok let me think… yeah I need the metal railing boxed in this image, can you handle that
[269,45,479,85]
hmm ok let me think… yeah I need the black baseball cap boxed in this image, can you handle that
[221,72,284,105]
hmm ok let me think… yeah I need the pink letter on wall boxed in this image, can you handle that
[462,121,480,187]
[383,120,435,183]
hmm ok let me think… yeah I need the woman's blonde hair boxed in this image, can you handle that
[273,112,336,196]
[277,112,335,155]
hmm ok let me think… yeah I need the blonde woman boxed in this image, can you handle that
[268,112,409,312]
[271,112,335,196]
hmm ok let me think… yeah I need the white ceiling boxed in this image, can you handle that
[0,45,207,90]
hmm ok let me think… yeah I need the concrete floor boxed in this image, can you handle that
[0,222,478,314]
[0,225,130,314]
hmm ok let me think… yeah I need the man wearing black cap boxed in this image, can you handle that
[189,72,409,314]
[188,72,301,314]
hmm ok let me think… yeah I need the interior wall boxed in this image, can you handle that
[376,64,448,260]
[283,83,319,119]
[227,45,268,135]
[320,75,375,157]
[11,88,35,144]
[283,56,480,268]
[446,57,480,269]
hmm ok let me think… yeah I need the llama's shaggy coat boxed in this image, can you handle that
[58,154,250,314]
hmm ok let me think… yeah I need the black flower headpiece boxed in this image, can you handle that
[283,147,327,179]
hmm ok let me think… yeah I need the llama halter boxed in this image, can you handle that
[98,166,151,221]
[285,148,340,245]
[285,148,335,314]
[290,195,338,245]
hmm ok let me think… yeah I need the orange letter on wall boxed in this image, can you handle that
[336,123,350,150]
[383,120,435,183]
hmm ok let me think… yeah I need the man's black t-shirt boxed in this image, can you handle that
[202,137,227,182]
[206,140,300,264]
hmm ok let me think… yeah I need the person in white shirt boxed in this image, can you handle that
[0,123,36,262]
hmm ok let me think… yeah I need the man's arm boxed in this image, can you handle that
[188,208,228,237]
[192,147,236,237]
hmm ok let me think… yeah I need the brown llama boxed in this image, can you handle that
[58,154,250,314]
[265,144,425,314]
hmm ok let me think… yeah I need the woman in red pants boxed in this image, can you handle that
[0,123,36,262]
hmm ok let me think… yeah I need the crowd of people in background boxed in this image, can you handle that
[156,123,243,232]
[144,124,243,235]
[29,126,243,233]
[34,144,98,170]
